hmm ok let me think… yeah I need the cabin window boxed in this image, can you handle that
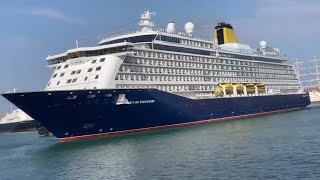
[76,70,81,74]
[71,71,76,75]
[52,74,57,78]
[100,58,105,62]
[47,82,51,87]
[84,77,88,81]
[95,75,99,79]
[64,64,69,69]
[96,66,102,71]
[88,68,93,72]
[60,72,65,77]
[92,59,97,64]
[72,78,77,83]
[56,81,60,85]
[67,79,71,84]
[57,66,61,70]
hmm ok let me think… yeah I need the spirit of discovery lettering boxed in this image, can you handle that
[128,100,156,104]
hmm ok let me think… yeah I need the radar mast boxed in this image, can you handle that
[138,10,155,32]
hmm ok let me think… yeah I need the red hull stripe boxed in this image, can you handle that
[58,107,302,142]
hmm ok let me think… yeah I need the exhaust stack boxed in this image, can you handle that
[214,22,238,45]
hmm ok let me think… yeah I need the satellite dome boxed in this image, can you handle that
[259,41,267,48]
[184,22,194,35]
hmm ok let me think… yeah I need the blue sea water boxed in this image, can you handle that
[0,104,320,180]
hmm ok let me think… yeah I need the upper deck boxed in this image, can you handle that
[46,10,288,67]
[98,28,287,61]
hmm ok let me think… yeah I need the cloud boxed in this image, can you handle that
[29,8,83,24]
[231,0,320,45]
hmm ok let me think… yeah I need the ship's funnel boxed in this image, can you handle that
[166,22,175,33]
[214,22,238,45]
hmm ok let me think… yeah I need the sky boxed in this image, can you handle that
[0,0,320,114]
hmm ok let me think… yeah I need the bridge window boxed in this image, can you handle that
[64,64,69,68]
[96,66,102,71]
[100,58,105,62]
[95,75,99,79]
[92,59,97,64]
[76,70,81,74]
[60,72,65,77]
[72,78,77,83]
[88,68,93,72]
[160,36,181,43]
[57,66,61,70]
[100,35,157,45]
[66,79,71,84]
[71,71,76,75]
[52,74,57,78]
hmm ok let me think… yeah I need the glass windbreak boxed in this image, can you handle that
[66,45,133,59]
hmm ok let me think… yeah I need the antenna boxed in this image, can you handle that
[76,40,79,48]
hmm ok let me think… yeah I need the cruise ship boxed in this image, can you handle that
[2,11,310,142]
[0,109,37,133]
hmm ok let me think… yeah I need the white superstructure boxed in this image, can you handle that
[309,91,320,103]
[44,10,301,99]
[1,109,33,124]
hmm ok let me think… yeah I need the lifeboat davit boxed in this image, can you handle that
[214,88,224,97]
[219,83,233,93]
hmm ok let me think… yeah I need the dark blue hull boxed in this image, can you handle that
[2,89,311,141]
[0,120,38,133]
